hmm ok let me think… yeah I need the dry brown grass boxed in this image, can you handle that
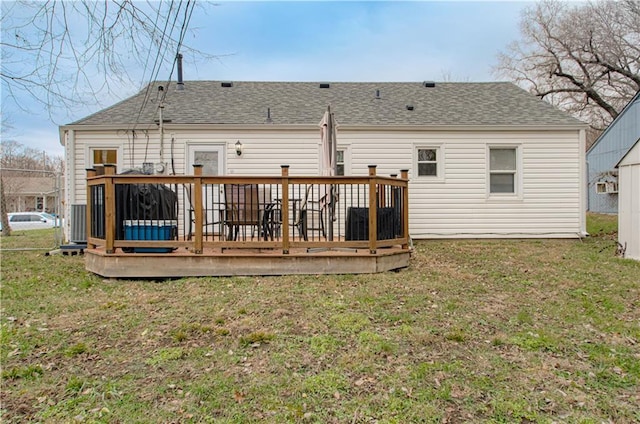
[2,216,639,423]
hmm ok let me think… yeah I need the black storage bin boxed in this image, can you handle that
[345,207,397,241]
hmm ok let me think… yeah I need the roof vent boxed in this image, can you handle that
[375,89,381,99]
[319,83,330,89]
[423,81,436,88]
[266,107,273,123]
[221,81,233,88]
[406,105,414,111]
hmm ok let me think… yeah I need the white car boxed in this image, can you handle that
[2,212,63,231]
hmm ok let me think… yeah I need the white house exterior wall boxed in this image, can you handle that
[618,142,640,260]
[64,126,584,239]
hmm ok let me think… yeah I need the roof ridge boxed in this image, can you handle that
[147,80,514,84]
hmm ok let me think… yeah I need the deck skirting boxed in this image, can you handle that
[85,248,411,278]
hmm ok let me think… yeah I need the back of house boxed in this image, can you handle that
[60,80,588,240]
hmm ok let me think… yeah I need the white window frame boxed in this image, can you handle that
[487,144,522,200]
[414,144,444,181]
[85,144,124,173]
[336,145,350,176]
[596,181,618,194]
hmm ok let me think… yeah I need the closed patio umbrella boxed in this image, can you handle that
[319,105,338,241]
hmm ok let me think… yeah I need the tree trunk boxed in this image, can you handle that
[1,176,12,236]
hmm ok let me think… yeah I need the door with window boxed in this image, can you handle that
[187,145,225,234]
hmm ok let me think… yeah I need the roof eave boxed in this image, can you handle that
[60,123,587,132]
[615,138,640,168]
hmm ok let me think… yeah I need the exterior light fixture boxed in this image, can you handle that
[235,140,243,156]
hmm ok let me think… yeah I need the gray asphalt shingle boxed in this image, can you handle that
[69,81,584,127]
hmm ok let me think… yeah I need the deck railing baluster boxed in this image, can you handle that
[84,167,409,254]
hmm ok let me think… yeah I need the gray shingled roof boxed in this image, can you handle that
[5,177,58,194]
[69,81,584,127]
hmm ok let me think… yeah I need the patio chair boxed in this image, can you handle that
[224,184,273,241]
[295,184,327,241]
[185,184,223,240]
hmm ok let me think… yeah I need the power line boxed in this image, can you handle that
[159,0,195,106]
[131,0,178,130]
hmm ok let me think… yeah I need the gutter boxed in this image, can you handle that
[59,123,588,133]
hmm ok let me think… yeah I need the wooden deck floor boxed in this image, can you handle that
[85,246,412,278]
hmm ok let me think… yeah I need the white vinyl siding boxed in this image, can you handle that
[66,127,583,239]
[618,142,640,260]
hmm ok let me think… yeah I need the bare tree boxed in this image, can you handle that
[1,140,63,175]
[1,0,212,120]
[1,176,11,236]
[440,70,471,83]
[1,138,65,227]
[495,0,640,131]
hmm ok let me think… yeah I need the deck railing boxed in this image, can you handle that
[86,164,410,254]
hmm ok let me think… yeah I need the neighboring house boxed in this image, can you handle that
[59,80,588,240]
[1,176,63,214]
[586,91,640,213]
[616,140,640,260]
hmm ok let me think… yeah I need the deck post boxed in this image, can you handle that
[86,168,97,249]
[368,165,378,254]
[281,165,290,254]
[400,169,409,249]
[193,165,203,254]
[103,164,116,254]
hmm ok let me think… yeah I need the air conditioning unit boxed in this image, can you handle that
[70,204,87,243]
[596,181,618,194]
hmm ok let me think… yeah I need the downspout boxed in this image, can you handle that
[579,128,588,237]
[65,129,76,243]
[585,159,591,212]
[159,102,165,173]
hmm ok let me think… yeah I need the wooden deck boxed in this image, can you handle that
[84,165,411,278]
[85,245,411,278]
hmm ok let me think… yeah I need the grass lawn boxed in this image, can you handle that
[1,214,639,423]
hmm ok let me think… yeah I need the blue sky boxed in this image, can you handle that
[2,1,531,157]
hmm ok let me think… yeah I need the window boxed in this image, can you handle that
[489,147,517,194]
[596,181,618,194]
[89,147,119,175]
[10,214,39,222]
[92,149,117,165]
[336,150,345,176]
[417,147,439,177]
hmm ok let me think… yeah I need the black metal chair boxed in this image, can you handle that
[295,185,327,241]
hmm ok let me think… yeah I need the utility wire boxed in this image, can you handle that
[131,0,178,131]
[159,0,195,106]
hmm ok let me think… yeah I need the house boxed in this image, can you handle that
[1,175,63,214]
[616,140,640,260]
[586,91,640,213]
[59,80,588,242]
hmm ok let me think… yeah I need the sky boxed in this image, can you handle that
[1,1,532,158]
